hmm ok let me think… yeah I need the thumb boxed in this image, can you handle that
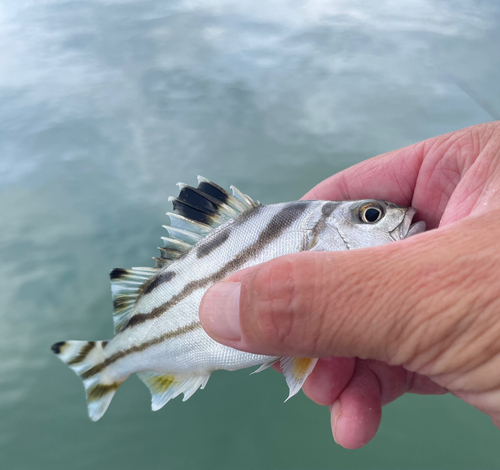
[199,218,498,375]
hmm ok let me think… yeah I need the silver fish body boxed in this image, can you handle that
[52,177,425,421]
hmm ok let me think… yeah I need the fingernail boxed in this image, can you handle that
[330,400,342,444]
[200,282,242,341]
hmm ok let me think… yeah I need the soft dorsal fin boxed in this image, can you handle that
[110,177,260,332]
[110,267,158,332]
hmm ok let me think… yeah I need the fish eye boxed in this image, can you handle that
[358,203,384,224]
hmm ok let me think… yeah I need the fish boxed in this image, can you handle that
[51,176,426,421]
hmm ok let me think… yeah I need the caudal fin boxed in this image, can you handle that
[51,340,125,421]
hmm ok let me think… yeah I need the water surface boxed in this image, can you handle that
[1,1,499,468]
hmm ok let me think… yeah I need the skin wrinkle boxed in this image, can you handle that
[364,360,401,406]
[259,258,296,348]
[428,280,500,389]
[416,132,471,226]
[376,262,418,363]
[340,260,388,358]
[397,257,472,369]
[447,311,500,387]
[320,276,353,357]
[421,124,500,227]
[311,255,334,357]
[300,255,330,356]
[323,256,385,359]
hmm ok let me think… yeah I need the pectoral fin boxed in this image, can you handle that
[280,357,318,400]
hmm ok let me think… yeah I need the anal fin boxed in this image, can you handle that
[137,371,210,411]
[280,357,318,400]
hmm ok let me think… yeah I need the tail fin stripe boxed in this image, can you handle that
[68,342,96,365]
[88,382,122,402]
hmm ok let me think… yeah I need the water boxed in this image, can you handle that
[1,1,499,468]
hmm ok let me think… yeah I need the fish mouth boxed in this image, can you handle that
[390,207,426,241]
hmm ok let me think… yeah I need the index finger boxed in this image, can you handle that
[301,124,489,230]
[302,141,425,206]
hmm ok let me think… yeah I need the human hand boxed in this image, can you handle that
[199,121,500,448]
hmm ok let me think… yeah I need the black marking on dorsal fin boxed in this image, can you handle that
[177,185,223,215]
[196,180,230,203]
[159,177,260,267]
[170,198,216,226]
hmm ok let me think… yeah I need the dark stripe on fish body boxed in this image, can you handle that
[88,382,122,401]
[196,228,231,258]
[142,271,177,296]
[81,321,201,379]
[232,204,262,227]
[310,202,338,246]
[321,202,336,217]
[124,202,311,330]
[68,341,96,365]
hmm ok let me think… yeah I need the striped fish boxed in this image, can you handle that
[51,177,425,421]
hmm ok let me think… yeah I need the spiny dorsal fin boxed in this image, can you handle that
[110,177,260,330]
[157,176,260,266]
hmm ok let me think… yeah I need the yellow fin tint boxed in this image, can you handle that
[137,371,211,411]
[280,357,318,400]
[147,374,176,394]
[292,358,315,380]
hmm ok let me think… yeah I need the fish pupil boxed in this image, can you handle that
[365,208,380,222]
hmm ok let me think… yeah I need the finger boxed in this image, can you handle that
[304,358,446,409]
[302,357,355,406]
[329,360,447,449]
[302,141,425,206]
[330,360,382,449]
[363,360,447,405]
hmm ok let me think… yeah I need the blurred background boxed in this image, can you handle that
[1,0,499,469]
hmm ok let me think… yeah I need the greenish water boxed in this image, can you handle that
[1,1,500,469]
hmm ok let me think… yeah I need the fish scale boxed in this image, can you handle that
[51,176,426,421]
